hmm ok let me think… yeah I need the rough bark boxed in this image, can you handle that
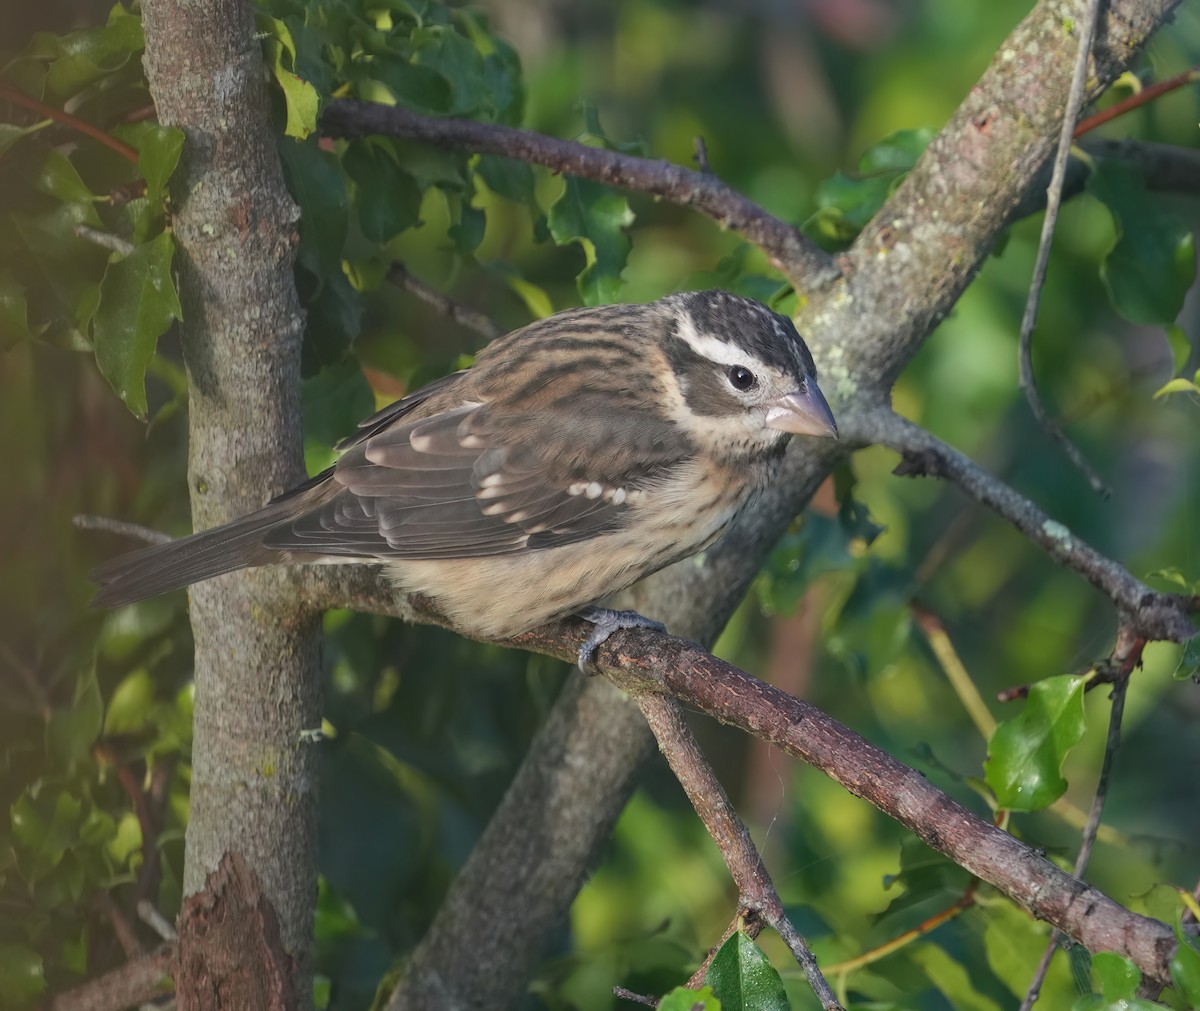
[141,0,319,1002]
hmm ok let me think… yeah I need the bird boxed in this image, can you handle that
[92,290,838,670]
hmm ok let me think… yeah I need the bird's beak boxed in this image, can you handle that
[765,381,839,439]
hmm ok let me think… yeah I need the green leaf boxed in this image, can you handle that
[414,24,488,115]
[103,669,156,736]
[547,177,633,305]
[1171,927,1200,1006]
[1087,161,1197,326]
[985,674,1086,811]
[1071,951,1163,1010]
[660,985,722,1010]
[1175,636,1200,682]
[858,128,933,174]
[1091,952,1140,1000]
[28,7,144,100]
[302,357,375,474]
[372,55,454,115]
[342,141,422,244]
[704,931,788,1011]
[1154,376,1200,399]
[258,13,321,139]
[0,943,45,1008]
[92,231,182,419]
[476,154,536,206]
[46,668,104,769]
[279,139,348,279]
[131,124,185,204]
[35,148,99,206]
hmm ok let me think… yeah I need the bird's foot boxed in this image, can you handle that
[576,606,666,675]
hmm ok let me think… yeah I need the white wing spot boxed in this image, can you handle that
[568,482,587,496]
[585,482,603,499]
[408,432,434,453]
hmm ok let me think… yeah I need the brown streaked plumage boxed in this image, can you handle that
[92,290,838,666]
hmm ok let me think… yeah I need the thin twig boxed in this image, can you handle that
[137,900,178,942]
[1075,65,1200,137]
[0,82,140,164]
[76,225,137,257]
[1017,0,1110,497]
[386,263,504,340]
[322,100,839,283]
[1018,630,1141,1009]
[74,514,173,545]
[635,693,843,1010]
[612,985,659,1007]
[846,404,1195,643]
[693,136,712,175]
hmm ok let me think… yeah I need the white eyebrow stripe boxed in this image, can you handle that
[676,309,760,368]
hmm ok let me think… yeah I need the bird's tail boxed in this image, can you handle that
[90,492,314,608]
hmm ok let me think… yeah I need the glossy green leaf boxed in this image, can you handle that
[343,141,422,244]
[1172,926,1200,1005]
[0,942,45,1008]
[29,6,144,100]
[1154,376,1200,399]
[704,931,788,1011]
[92,231,182,419]
[1175,636,1200,682]
[35,148,98,205]
[986,674,1086,811]
[547,177,633,305]
[1072,951,1163,1010]
[129,124,185,204]
[660,986,722,1010]
[1087,161,1197,326]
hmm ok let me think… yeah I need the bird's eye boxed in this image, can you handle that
[727,365,757,391]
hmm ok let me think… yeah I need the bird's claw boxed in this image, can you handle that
[576,606,666,675]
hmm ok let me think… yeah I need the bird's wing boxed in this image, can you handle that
[264,400,693,560]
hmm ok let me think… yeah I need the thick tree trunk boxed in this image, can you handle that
[141,0,319,1004]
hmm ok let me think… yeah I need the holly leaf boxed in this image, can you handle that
[547,177,632,305]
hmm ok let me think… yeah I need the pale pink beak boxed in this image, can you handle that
[765,382,838,438]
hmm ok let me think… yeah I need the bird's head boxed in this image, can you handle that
[658,290,838,458]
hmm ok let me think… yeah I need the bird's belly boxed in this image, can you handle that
[384,497,741,640]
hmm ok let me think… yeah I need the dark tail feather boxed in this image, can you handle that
[91,504,294,608]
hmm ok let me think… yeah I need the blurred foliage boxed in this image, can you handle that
[1,0,1199,1009]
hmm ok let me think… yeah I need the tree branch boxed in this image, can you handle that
[844,404,1196,643]
[320,100,839,285]
[635,693,841,1009]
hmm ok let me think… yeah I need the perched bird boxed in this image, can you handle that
[92,290,838,669]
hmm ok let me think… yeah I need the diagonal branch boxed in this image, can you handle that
[844,404,1196,644]
[320,100,839,285]
[634,693,841,1009]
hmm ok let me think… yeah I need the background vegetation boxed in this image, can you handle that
[1,1,1198,1008]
